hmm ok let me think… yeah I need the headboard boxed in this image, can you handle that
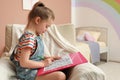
[76,26,108,45]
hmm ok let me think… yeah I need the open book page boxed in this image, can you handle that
[37,52,88,76]
[44,54,73,71]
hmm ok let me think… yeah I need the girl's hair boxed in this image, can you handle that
[25,1,55,32]
[28,1,55,21]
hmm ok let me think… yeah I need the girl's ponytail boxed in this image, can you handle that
[28,1,55,21]
[32,1,45,9]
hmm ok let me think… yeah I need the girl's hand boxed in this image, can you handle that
[52,56,61,60]
[42,56,61,67]
[43,58,53,67]
[44,56,61,61]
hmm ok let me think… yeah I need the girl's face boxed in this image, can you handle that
[35,18,53,35]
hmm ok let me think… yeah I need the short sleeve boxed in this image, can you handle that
[18,31,36,49]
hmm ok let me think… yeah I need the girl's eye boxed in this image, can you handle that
[46,25,49,28]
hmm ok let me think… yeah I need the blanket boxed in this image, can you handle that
[43,24,80,56]
[83,41,100,63]
[7,24,105,80]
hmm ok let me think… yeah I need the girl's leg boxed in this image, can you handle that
[35,71,66,80]
[62,67,73,79]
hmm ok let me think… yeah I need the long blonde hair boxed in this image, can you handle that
[25,1,55,33]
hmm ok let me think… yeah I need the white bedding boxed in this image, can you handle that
[75,42,91,61]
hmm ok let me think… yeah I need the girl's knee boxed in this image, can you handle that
[55,71,66,80]
[35,71,66,80]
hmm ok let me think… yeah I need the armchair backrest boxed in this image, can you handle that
[5,24,76,53]
[57,24,76,45]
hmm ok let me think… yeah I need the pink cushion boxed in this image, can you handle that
[84,32,95,41]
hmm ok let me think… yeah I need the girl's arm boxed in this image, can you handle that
[17,47,53,69]
[44,56,61,61]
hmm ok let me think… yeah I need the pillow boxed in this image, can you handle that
[84,32,95,41]
[37,52,88,76]
[77,30,101,41]
[76,33,85,41]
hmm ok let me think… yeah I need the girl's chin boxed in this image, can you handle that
[37,31,45,35]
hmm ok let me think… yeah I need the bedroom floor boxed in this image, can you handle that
[95,61,120,80]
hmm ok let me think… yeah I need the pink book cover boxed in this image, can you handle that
[37,52,88,76]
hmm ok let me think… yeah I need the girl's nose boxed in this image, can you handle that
[45,29,47,32]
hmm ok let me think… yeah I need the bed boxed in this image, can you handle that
[0,24,106,80]
[76,27,109,62]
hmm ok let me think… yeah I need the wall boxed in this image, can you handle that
[0,0,71,56]
[72,0,120,62]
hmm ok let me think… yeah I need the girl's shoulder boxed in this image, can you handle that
[17,31,37,53]
[24,31,34,37]
[19,31,36,41]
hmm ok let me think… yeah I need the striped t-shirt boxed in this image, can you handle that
[16,31,37,54]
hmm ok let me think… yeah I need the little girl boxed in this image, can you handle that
[10,1,66,80]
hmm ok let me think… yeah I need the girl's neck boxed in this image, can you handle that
[25,22,37,36]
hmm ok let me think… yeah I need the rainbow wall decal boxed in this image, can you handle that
[72,0,120,39]
[103,0,120,14]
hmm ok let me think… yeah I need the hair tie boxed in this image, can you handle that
[38,3,45,7]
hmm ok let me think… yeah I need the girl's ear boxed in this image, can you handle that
[35,17,41,24]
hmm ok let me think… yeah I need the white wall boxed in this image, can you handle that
[72,7,120,62]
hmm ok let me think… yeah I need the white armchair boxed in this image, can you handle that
[0,24,106,80]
